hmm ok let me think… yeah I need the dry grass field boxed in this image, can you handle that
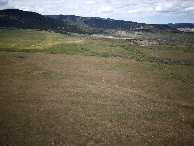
[0,28,194,145]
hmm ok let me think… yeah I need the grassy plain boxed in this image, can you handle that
[0,28,194,145]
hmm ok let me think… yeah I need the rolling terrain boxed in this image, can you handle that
[45,14,177,33]
[0,9,194,145]
[0,9,179,34]
[0,9,90,34]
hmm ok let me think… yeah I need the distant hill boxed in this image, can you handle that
[166,23,194,29]
[45,15,145,30]
[0,9,178,34]
[45,15,177,33]
[0,9,86,34]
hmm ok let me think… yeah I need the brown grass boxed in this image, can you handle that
[0,51,194,145]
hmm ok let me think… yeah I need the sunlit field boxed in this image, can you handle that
[0,28,194,145]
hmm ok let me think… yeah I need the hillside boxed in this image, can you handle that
[164,23,194,32]
[46,15,144,30]
[0,9,178,34]
[45,14,177,33]
[166,23,194,29]
[0,9,86,34]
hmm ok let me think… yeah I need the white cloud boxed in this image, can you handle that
[155,1,177,12]
[0,0,194,23]
[185,6,194,11]
[86,1,96,5]
[128,8,144,14]
[98,6,112,13]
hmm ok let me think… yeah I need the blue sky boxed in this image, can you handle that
[0,0,194,24]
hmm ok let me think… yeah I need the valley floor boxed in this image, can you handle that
[0,29,194,145]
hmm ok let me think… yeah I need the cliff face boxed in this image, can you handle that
[0,9,178,34]
[45,15,176,33]
[45,15,145,30]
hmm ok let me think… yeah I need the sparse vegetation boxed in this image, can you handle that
[0,28,194,145]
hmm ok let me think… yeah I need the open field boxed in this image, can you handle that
[0,28,194,145]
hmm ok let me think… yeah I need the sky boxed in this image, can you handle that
[0,0,194,24]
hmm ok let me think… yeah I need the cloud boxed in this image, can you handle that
[98,6,113,13]
[86,1,96,5]
[0,0,9,6]
[128,8,144,14]
[0,0,194,24]
[155,2,175,12]
[185,6,194,11]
